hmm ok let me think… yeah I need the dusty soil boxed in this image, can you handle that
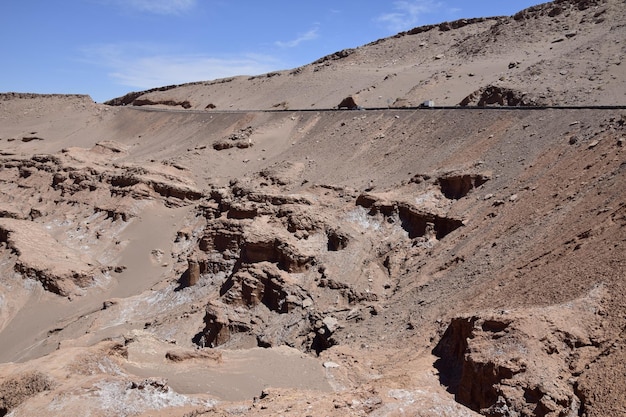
[1,1,625,416]
[105,0,626,110]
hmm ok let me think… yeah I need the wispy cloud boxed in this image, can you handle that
[275,27,319,48]
[82,43,281,90]
[376,0,442,33]
[107,0,197,15]
[110,55,279,88]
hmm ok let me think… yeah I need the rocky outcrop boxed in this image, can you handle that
[131,98,192,109]
[365,16,501,44]
[2,151,202,206]
[0,203,25,220]
[312,48,355,65]
[337,96,359,110]
[0,93,92,102]
[192,184,322,349]
[259,161,306,188]
[0,219,105,296]
[189,171,477,353]
[356,193,464,240]
[239,233,314,273]
[3,1,626,414]
[326,229,349,251]
[213,126,254,150]
[0,148,203,297]
[219,263,306,312]
[196,300,251,347]
[191,180,398,351]
[148,178,202,201]
[433,292,608,416]
[459,85,544,107]
[108,165,203,202]
[404,17,499,36]
[102,84,185,106]
[186,257,200,287]
[437,173,490,200]
[514,0,602,21]
[437,17,497,31]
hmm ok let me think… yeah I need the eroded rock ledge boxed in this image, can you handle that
[433,289,610,417]
[0,219,106,296]
[185,167,478,353]
[0,145,204,296]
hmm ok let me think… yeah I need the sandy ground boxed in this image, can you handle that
[105,0,626,110]
[1,1,626,416]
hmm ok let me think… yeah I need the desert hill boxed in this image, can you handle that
[0,1,625,416]
[105,0,625,110]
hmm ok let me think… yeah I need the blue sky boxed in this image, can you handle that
[0,1,542,102]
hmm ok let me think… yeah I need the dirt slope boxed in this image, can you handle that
[1,1,625,416]
[104,0,626,109]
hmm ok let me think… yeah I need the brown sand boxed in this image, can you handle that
[1,1,626,416]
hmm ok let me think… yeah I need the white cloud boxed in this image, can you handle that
[376,0,442,33]
[107,0,197,15]
[82,43,281,90]
[110,55,279,89]
[275,27,319,48]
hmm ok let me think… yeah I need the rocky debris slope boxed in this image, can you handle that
[1,95,625,416]
[103,0,626,110]
[434,288,609,417]
[0,140,203,320]
[1,1,626,414]
[459,85,546,107]
[181,165,476,353]
[0,218,106,296]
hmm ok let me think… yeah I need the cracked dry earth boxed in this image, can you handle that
[0,94,624,417]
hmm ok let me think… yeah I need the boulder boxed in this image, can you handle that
[459,85,543,107]
[337,96,359,110]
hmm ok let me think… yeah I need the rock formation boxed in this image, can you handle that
[459,85,544,107]
[1,1,626,415]
[337,96,359,110]
[186,257,200,287]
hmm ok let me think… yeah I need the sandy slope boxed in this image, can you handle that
[1,1,626,416]
[105,0,626,110]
